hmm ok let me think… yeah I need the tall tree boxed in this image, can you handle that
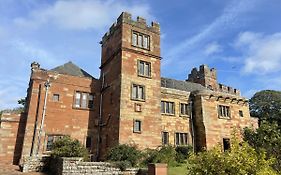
[249,90,281,125]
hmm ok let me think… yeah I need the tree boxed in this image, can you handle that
[186,135,277,175]
[249,90,281,125]
[244,122,281,172]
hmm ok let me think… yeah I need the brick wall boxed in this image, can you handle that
[193,90,258,150]
[0,112,26,164]
[21,68,100,159]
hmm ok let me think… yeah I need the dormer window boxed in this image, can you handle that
[132,31,150,50]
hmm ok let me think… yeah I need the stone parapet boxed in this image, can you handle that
[102,12,160,42]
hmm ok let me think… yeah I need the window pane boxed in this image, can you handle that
[144,63,149,76]
[139,62,144,75]
[143,36,148,49]
[138,86,144,100]
[132,33,137,46]
[138,35,142,47]
[134,120,141,132]
[46,136,54,151]
[75,92,81,107]
[169,102,174,114]
[53,94,59,102]
[132,85,137,99]
[162,132,169,145]
[81,93,87,108]
[175,133,179,145]
[88,94,94,108]
[165,102,169,113]
[161,101,165,113]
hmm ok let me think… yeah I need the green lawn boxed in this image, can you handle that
[168,164,187,175]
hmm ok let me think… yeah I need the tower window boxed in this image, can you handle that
[133,120,142,133]
[239,110,243,117]
[218,105,230,118]
[132,84,145,101]
[132,31,150,49]
[138,60,151,77]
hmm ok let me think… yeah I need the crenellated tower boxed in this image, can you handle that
[97,12,161,159]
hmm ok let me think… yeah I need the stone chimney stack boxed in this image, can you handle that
[31,62,40,71]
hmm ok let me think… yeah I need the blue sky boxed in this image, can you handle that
[1,0,281,109]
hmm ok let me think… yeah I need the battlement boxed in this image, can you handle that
[218,83,240,95]
[102,12,160,42]
[187,64,217,82]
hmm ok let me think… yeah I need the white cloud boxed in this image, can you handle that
[14,0,153,31]
[204,42,222,56]
[235,32,281,74]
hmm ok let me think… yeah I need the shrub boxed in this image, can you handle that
[175,145,193,163]
[142,146,177,166]
[51,136,89,160]
[106,144,142,167]
[114,161,131,171]
[186,135,278,175]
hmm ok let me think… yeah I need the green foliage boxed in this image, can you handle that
[114,161,131,171]
[175,145,193,163]
[106,144,142,167]
[249,90,281,125]
[186,135,277,175]
[142,145,177,166]
[51,136,89,160]
[244,122,281,172]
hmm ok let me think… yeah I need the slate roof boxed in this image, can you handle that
[50,61,93,78]
[161,77,207,92]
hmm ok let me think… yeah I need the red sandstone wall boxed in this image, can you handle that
[0,113,26,164]
[21,69,100,159]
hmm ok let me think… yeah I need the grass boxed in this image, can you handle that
[168,163,187,175]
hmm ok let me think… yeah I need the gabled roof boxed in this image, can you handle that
[161,77,207,92]
[50,61,93,78]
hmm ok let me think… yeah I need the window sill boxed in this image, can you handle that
[138,74,152,79]
[218,116,231,120]
[180,114,190,118]
[72,106,94,111]
[131,98,145,102]
[161,113,175,116]
[131,44,150,51]
[133,131,142,134]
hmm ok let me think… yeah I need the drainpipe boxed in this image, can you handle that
[189,100,195,153]
[96,74,105,161]
[36,79,51,156]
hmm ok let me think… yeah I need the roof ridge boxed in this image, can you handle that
[50,61,94,79]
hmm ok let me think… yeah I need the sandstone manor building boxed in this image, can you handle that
[0,12,257,165]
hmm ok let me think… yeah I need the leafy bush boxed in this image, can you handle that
[114,161,131,171]
[142,146,177,166]
[244,122,281,172]
[175,145,193,163]
[51,136,89,160]
[186,135,277,175]
[106,144,142,167]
